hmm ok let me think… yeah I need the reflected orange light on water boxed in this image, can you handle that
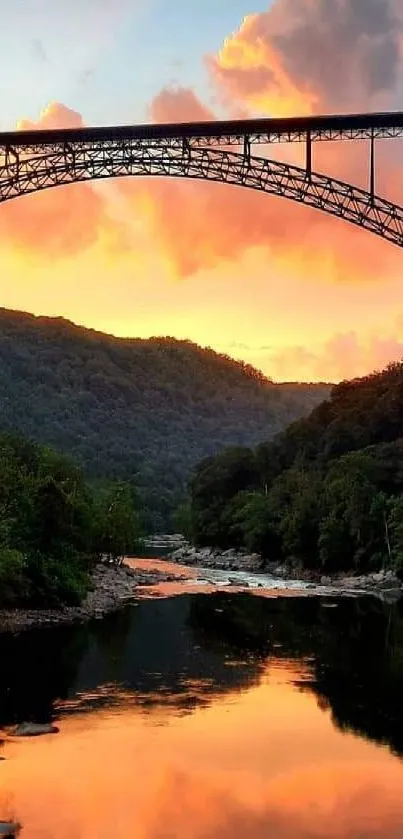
[1,657,403,839]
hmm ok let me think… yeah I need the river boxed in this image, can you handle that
[1,577,403,838]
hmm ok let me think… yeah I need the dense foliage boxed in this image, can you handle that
[188,363,403,575]
[0,432,141,608]
[0,308,329,530]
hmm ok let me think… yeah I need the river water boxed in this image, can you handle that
[1,580,403,838]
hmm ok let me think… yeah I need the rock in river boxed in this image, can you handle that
[14,722,59,737]
[0,824,21,837]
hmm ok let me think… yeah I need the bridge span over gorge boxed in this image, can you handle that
[1,110,403,248]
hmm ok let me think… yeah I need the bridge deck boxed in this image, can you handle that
[1,110,403,148]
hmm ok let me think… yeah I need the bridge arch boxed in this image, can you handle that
[1,144,403,248]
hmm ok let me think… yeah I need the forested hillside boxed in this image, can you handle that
[189,363,403,574]
[0,309,329,528]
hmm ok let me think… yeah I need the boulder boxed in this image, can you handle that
[198,548,212,560]
[170,548,187,560]
[14,722,59,737]
[228,578,250,587]
[379,588,402,604]
[0,823,21,837]
[371,571,385,583]
[241,555,262,571]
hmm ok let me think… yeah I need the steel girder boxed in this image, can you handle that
[0,141,403,248]
[2,110,403,149]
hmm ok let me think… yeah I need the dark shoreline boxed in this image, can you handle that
[0,562,177,635]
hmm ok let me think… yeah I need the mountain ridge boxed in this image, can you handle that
[0,308,331,387]
[0,307,330,528]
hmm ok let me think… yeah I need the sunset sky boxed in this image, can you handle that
[1,0,403,381]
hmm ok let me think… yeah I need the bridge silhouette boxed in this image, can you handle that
[1,110,403,247]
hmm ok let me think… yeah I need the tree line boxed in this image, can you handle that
[183,363,403,576]
[0,432,142,608]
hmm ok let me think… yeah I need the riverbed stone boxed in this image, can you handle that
[0,822,21,836]
[14,722,59,737]
[379,588,402,604]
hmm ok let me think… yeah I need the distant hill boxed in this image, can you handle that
[256,361,403,473]
[0,308,330,528]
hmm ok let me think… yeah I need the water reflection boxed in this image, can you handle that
[0,597,266,725]
[1,594,403,755]
[1,594,403,838]
[189,594,403,756]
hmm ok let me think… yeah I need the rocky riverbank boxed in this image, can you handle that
[2,542,402,635]
[0,562,179,634]
[169,543,403,600]
[169,544,263,572]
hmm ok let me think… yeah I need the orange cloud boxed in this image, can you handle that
[207,13,318,117]
[151,85,214,124]
[0,103,127,258]
[252,329,403,382]
[16,102,84,132]
[209,0,403,115]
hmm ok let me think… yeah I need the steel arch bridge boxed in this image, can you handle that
[1,110,403,248]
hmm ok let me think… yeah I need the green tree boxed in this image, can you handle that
[318,454,387,572]
[191,448,259,547]
[0,549,30,607]
[0,433,143,608]
[272,469,321,567]
[388,495,403,579]
[223,491,279,558]
[173,501,193,540]
[93,483,142,565]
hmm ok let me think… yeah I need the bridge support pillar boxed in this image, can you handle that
[4,145,19,172]
[306,130,312,181]
[370,131,375,205]
[243,136,251,166]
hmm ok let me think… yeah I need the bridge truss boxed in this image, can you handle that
[1,110,403,247]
